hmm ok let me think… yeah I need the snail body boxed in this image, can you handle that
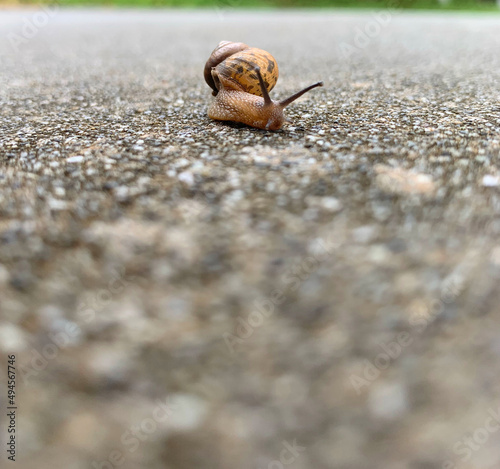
[204,41,323,131]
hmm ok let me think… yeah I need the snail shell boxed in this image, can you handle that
[204,41,279,98]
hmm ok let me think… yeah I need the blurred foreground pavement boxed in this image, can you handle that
[1,8,500,469]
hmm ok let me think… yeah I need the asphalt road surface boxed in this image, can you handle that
[1,8,500,469]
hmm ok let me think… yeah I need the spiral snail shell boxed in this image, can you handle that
[204,41,323,131]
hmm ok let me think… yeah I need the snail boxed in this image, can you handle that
[204,41,323,131]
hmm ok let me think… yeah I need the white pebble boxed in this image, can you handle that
[167,394,209,431]
[0,323,28,352]
[369,382,408,419]
[482,175,500,187]
[321,197,343,213]
[175,158,190,169]
[352,225,379,244]
[178,171,194,186]
[48,198,68,211]
[66,155,84,164]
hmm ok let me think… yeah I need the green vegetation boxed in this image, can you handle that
[10,0,500,10]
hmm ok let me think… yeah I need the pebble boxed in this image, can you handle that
[368,382,409,420]
[66,156,84,164]
[481,174,500,187]
[81,344,135,387]
[367,244,393,265]
[374,165,436,196]
[320,196,343,213]
[166,394,209,432]
[175,158,191,169]
[0,322,28,352]
[178,171,195,186]
[352,225,379,244]
[48,198,68,211]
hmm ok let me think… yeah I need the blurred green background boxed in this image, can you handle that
[3,0,500,10]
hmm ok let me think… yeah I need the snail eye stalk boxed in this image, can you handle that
[279,82,324,108]
[254,67,272,106]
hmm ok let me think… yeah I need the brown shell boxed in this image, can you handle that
[204,42,279,98]
[204,41,249,95]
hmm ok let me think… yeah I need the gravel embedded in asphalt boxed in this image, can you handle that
[1,8,500,469]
